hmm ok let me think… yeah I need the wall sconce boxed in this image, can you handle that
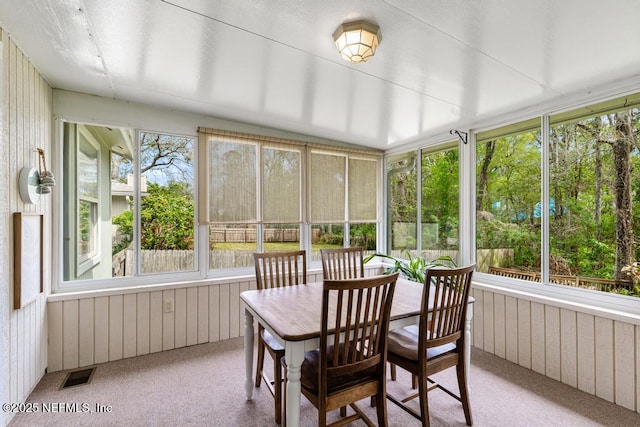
[332,20,382,63]
[18,149,56,204]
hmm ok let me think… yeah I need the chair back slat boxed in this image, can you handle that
[253,250,307,290]
[320,247,365,280]
[320,273,398,390]
[422,265,475,350]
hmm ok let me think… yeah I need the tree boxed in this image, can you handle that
[611,111,635,281]
[112,182,195,251]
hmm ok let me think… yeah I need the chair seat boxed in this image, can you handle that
[388,325,456,361]
[261,329,284,352]
[301,345,378,394]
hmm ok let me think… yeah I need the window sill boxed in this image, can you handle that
[473,273,640,325]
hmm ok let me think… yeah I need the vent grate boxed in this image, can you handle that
[60,367,96,389]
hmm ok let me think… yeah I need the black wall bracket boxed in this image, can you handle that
[449,129,468,144]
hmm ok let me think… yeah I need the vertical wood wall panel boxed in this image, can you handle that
[46,301,63,372]
[62,300,79,370]
[614,321,636,410]
[493,294,506,358]
[530,302,545,375]
[94,297,109,364]
[482,292,494,354]
[108,295,123,361]
[123,294,137,359]
[219,284,230,340]
[78,299,94,367]
[576,312,595,394]
[149,291,162,353]
[560,308,577,387]
[505,296,518,363]
[3,31,52,425]
[545,305,561,381]
[230,283,240,338]
[197,286,209,344]
[174,288,187,348]
[162,289,175,351]
[517,300,531,369]
[136,293,150,356]
[595,317,615,402]
[209,285,220,342]
[186,288,198,346]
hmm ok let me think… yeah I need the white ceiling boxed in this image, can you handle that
[1,0,640,151]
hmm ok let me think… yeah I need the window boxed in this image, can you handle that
[203,129,380,269]
[62,123,196,285]
[548,95,640,294]
[386,144,461,264]
[475,94,640,297]
[137,132,196,274]
[476,119,542,277]
[77,127,100,273]
[387,153,418,256]
[206,130,303,269]
[421,145,459,260]
[59,123,379,289]
[309,151,378,260]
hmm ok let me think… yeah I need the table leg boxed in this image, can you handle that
[464,303,473,384]
[244,308,254,400]
[284,342,305,427]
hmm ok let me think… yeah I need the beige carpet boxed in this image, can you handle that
[9,337,640,427]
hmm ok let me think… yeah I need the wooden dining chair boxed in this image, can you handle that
[321,246,402,387]
[320,247,365,279]
[386,264,475,426]
[253,250,307,424]
[289,273,398,426]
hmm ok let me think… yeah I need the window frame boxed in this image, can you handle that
[76,125,101,275]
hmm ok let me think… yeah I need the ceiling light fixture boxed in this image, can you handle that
[332,20,381,63]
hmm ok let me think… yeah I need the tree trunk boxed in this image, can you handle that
[612,111,635,281]
[476,140,495,212]
[594,117,603,240]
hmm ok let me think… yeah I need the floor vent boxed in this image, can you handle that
[60,367,96,389]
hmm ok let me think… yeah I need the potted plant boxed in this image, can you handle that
[364,250,457,283]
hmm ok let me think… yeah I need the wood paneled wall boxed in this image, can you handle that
[47,271,331,372]
[0,30,53,426]
[471,285,640,413]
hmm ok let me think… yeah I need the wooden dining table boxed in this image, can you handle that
[240,276,475,427]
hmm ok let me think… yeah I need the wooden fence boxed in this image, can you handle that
[487,266,633,292]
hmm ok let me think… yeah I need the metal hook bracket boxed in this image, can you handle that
[450,129,468,144]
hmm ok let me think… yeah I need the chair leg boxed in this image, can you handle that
[255,338,265,387]
[390,363,397,381]
[457,362,473,426]
[412,374,418,389]
[274,354,282,424]
[376,381,388,426]
[418,374,430,427]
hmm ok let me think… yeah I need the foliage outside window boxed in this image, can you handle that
[387,154,418,256]
[476,94,640,297]
[387,145,461,264]
[63,123,196,284]
[548,98,639,295]
[475,120,542,276]
[421,145,459,263]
